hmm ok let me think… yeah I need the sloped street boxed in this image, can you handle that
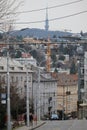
[33,119,87,130]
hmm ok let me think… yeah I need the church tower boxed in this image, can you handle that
[45,7,49,31]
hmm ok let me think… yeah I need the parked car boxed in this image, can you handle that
[50,114,59,120]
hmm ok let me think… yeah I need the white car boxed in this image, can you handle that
[50,114,59,120]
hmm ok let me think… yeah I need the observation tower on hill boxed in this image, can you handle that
[45,7,49,32]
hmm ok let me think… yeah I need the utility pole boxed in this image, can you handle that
[26,63,30,127]
[38,59,46,121]
[77,60,80,119]
[7,50,11,130]
[6,25,11,130]
[62,85,65,120]
[38,66,40,121]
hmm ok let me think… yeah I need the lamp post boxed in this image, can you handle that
[77,60,80,119]
[17,48,34,127]
[38,64,41,121]
[0,28,11,130]
[62,85,65,120]
[77,60,80,101]
[1,28,11,130]
[26,65,29,127]
[15,48,30,127]
[7,50,11,130]
[5,28,12,130]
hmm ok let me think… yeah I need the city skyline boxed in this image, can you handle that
[15,0,87,33]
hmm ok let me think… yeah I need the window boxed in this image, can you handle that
[21,88,22,93]
[54,92,55,96]
[10,67,14,70]
[11,76,14,82]
[0,66,4,70]
[18,67,23,70]
[16,77,18,82]
[0,75,1,81]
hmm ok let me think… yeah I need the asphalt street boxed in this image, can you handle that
[34,119,87,130]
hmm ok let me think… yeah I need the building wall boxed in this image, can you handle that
[57,74,78,116]
[57,85,78,114]
[0,57,33,99]
[32,74,58,118]
[0,72,32,98]
[15,57,37,66]
[84,52,87,94]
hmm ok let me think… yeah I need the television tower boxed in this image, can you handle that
[45,7,49,31]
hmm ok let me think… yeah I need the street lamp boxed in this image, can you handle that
[77,60,80,119]
[17,48,34,127]
[26,64,29,127]
[62,85,65,120]
[2,28,11,130]
[77,60,80,101]
[7,50,11,130]
[1,29,11,130]
[18,48,30,127]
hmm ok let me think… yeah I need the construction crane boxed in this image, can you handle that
[46,42,51,72]
[46,37,51,72]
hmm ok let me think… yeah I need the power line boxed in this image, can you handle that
[8,10,87,25]
[9,0,83,14]
[49,10,87,21]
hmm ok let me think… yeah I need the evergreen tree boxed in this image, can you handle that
[70,60,77,74]
[59,55,65,61]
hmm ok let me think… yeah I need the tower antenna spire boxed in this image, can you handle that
[45,7,49,31]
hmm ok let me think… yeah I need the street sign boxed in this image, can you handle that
[1,93,6,104]
[1,100,6,104]
[1,93,6,99]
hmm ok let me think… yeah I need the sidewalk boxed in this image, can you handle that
[14,121,46,130]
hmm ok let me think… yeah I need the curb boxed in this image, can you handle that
[29,122,46,130]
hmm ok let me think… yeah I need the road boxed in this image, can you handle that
[36,119,87,130]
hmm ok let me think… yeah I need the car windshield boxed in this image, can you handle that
[51,114,58,117]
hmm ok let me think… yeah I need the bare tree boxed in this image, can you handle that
[0,0,24,30]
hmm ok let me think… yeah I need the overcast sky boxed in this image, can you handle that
[15,0,87,33]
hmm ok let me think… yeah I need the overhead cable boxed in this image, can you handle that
[8,0,83,14]
[11,10,87,25]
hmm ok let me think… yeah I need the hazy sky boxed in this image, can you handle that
[15,0,87,33]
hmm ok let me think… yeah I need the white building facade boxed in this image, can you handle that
[0,57,33,98]
[15,56,37,66]
[32,72,58,119]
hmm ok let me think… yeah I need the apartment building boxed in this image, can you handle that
[52,73,78,118]
[15,55,37,66]
[32,69,58,119]
[0,57,33,98]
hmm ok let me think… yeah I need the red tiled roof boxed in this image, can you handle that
[22,53,31,58]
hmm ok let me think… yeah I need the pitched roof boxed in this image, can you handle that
[51,72,78,86]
